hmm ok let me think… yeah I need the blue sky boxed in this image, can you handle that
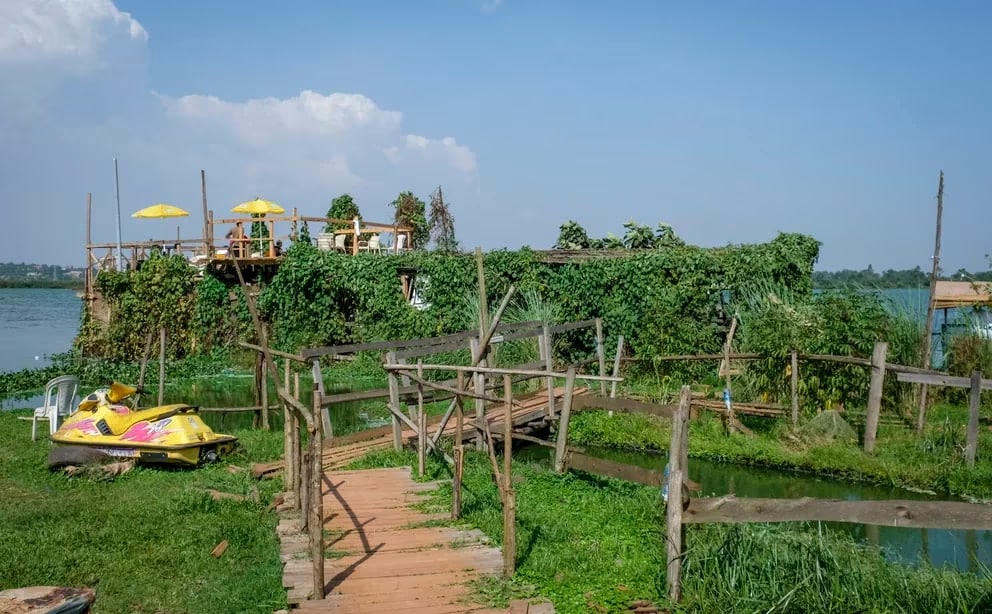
[1,0,989,271]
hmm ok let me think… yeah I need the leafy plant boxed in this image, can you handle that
[324,194,362,234]
[390,191,429,250]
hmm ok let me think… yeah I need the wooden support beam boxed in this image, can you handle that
[452,372,465,520]
[864,341,888,454]
[966,371,982,467]
[896,371,992,390]
[542,324,556,418]
[665,385,691,604]
[595,318,607,396]
[790,350,799,427]
[610,335,624,399]
[502,375,516,579]
[384,363,622,382]
[554,367,577,474]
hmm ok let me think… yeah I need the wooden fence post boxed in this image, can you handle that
[554,367,577,474]
[610,335,625,399]
[310,382,325,599]
[452,372,465,520]
[666,385,691,604]
[864,341,888,453]
[312,359,332,439]
[292,373,301,510]
[260,360,270,431]
[386,351,403,452]
[595,318,607,396]
[417,361,426,476]
[283,360,294,491]
[965,371,982,467]
[502,375,516,578]
[542,325,557,418]
[300,448,310,531]
[790,350,799,427]
[158,327,166,406]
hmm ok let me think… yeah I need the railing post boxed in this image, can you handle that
[554,367,577,474]
[610,335,625,399]
[965,371,982,467]
[595,318,607,396]
[666,385,691,604]
[417,360,426,477]
[502,375,517,578]
[863,341,888,453]
[386,351,403,452]
[452,372,465,520]
[260,359,270,430]
[309,382,325,599]
[471,338,486,451]
[790,350,799,427]
[158,327,166,406]
[542,324,556,418]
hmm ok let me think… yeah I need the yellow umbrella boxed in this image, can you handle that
[131,203,190,219]
[232,198,285,215]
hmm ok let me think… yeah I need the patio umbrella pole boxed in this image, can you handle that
[114,157,124,270]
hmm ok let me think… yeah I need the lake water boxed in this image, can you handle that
[0,289,81,373]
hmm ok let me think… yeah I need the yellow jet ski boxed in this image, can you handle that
[48,382,238,468]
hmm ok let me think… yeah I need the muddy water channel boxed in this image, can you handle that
[558,446,992,574]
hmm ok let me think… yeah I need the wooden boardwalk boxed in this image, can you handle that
[253,387,588,478]
[279,467,512,613]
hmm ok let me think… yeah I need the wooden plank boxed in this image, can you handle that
[394,339,471,360]
[567,452,665,486]
[384,362,622,382]
[684,496,992,530]
[238,341,305,362]
[609,335,624,399]
[896,371,992,390]
[548,319,597,334]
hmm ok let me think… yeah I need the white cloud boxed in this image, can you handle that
[0,1,479,265]
[0,0,147,65]
[385,135,478,174]
[481,0,504,13]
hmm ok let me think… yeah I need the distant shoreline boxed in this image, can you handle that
[0,281,83,290]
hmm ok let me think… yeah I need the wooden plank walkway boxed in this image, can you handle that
[279,466,509,613]
[253,387,588,478]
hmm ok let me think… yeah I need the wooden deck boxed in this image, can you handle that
[279,467,508,613]
[253,387,588,479]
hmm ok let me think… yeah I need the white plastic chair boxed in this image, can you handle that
[395,234,409,253]
[29,375,79,441]
[360,234,381,253]
[333,234,348,253]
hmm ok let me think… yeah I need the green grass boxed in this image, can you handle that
[346,449,992,613]
[0,410,287,613]
[568,402,992,502]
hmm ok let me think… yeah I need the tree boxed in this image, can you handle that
[428,186,458,252]
[554,221,591,249]
[324,194,362,234]
[390,191,429,249]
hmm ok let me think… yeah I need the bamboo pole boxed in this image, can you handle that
[595,318,607,396]
[554,367,577,474]
[200,170,210,256]
[666,385,691,603]
[610,335,625,399]
[543,324,556,418]
[260,360,270,431]
[453,372,465,520]
[918,170,944,435]
[864,341,888,453]
[471,338,486,451]
[292,373,301,508]
[136,329,154,407]
[790,350,799,427]
[158,327,166,406]
[965,371,982,467]
[502,374,516,578]
[85,193,92,304]
[309,380,325,599]
[417,360,426,477]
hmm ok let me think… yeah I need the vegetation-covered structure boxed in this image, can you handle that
[79,231,821,365]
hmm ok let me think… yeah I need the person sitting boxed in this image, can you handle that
[273,240,283,257]
[226,222,246,257]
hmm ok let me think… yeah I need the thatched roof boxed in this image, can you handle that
[933,280,992,309]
